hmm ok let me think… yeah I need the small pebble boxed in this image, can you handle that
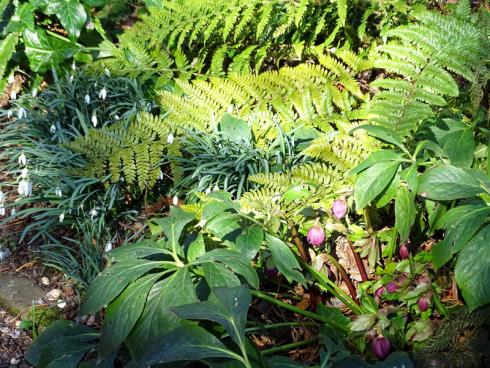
[45,289,62,301]
[57,300,67,309]
[10,357,21,365]
[40,277,50,286]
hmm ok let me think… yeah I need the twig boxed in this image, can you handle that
[290,225,310,262]
[326,255,359,304]
[348,240,369,282]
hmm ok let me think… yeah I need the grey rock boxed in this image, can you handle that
[0,273,45,316]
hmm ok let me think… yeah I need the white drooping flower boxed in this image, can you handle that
[50,124,56,134]
[59,213,65,222]
[158,170,164,180]
[0,205,5,217]
[54,187,62,198]
[205,187,211,194]
[0,248,11,260]
[18,180,32,196]
[172,195,179,206]
[21,167,28,179]
[10,90,17,100]
[104,68,111,77]
[71,62,77,70]
[18,153,27,166]
[90,208,98,219]
[104,242,112,253]
[8,74,15,84]
[84,94,91,105]
[213,183,220,192]
[114,114,120,121]
[99,87,107,100]
[11,208,16,217]
[69,75,74,82]
[167,133,174,144]
[91,112,98,127]
[7,110,12,118]
[17,107,26,119]
[0,191,4,203]
[31,88,38,98]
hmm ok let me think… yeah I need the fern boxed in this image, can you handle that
[368,3,489,137]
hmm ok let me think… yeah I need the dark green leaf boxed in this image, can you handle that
[354,161,400,210]
[233,226,263,259]
[187,233,206,262]
[350,150,401,176]
[151,207,195,257]
[265,234,305,285]
[441,128,475,168]
[352,125,406,151]
[46,0,87,39]
[202,262,241,288]
[418,165,490,200]
[395,186,416,242]
[455,225,490,311]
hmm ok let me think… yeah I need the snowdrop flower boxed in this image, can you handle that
[8,74,15,84]
[54,187,62,198]
[104,68,111,77]
[21,167,28,179]
[11,208,16,217]
[18,153,27,166]
[50,124,56,134]
[84,94,91,105]
[227,105,233,113]
[90,208,98,219]
[17,107,26,119]
[0,248,11,261]
[104,242,112,253]
[69,75,74,82]
[18,180,32,196]
[85,20,95,30]
[172,196,179,206]
[0,190,4,203]
[71,62,76,70]
[114,114,120,121]
[10,90,16,100]
[91,112,98,127]
[213,183,220,191]
[167,133,174,144]
[7,110,12,118]
[99,87,107,100]
[31,88,38,98]
[0,205,5,217]
[158,170,164,180]
[59,213,65,222]
[205,187,211,194]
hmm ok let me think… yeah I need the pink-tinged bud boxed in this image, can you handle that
[399,244,409,259]
[265,266,279,278]
[372,336,391,360]
[375,287,384,298]
[307,225,325,247]
[332,199,348,220]
[417,274,431,287]
[418,296,430,312]
[386,282,399,293]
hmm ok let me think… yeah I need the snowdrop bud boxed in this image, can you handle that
[18,153,27,166]
[0,191,4,203]
[59,213,65,222]
[17,107,26,119]
[10,90,17,100]
[84,94,91,105]
[71,62,76,70]
[0,205,5,217]
[158,170,164,180]
[90,208,98,219]
[54,187,62,198]
[205,187,211,194]
[8,74,15,84]
[11,208,16,217]
[99,87,107,100]
[31,88,37,98]
[19,180,33,196]
[50,124,56,134]
[7,110,12,118]
[172,195,179,206]
[114,114,120,120]
[227,105,233,113]
[307,225,325,247]
[104,68,111,76]
[69,75,74,82]
[21,167,28,179]
[213,183,220,192]
[167,133,174,144]
[91,113,98,127]
[104,242,112,253]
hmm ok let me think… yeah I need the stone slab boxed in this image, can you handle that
[0,272,44,315]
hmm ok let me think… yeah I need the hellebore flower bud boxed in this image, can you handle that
[265,266,279,278]
[332,199,348,220]
[418,296,430,312]
[375,287,384,298]
[372,336,391,360]
[307,225,325,247]
[386,282,399,293]
[399,244,410,259]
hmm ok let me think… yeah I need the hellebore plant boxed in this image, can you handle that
[372,336,391,360]
[332,199,348,220]
[399,244,410,259]
[307,225,325,247]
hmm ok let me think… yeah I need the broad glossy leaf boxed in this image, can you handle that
[5,3,34,32]
[418,165,490,200]
[128,323,241,367]
[47,0,87,39]
[172,286,250,348]
[198,249,258,288]
[350,150,401,176]
[265,234,305,285]
[205,212,241,239]
[455,225,490,311]
[80,259,165,314]
[219,113,252,143]
[23,29,79,72]
[25,321,98,367]
[107,244,167,262]
[441,128,475,168]
[352,125,406,151]
[127,268,198,358]
[151,207,195,257]
[354,161,400,210]
[187,233,206,262]
[99,274,160,356]
[233,226,263,259]
[395,186,416,242]
[202,262,241,288]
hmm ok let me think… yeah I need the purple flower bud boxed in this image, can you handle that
[265,266,279,278]
[332,199,348,220]
[372,336,391,360]
[386,282,399,293]
[375,287,384,298]
[399,244,410,259]
[307,225,325,247]
[417,274,431,287]
[418,296,430,312]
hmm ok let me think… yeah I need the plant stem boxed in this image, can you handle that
[348,240,369,282]
[261,337,318,356]
[290,225,310,262]
[250,290,350,333]
[325,255,359,304]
